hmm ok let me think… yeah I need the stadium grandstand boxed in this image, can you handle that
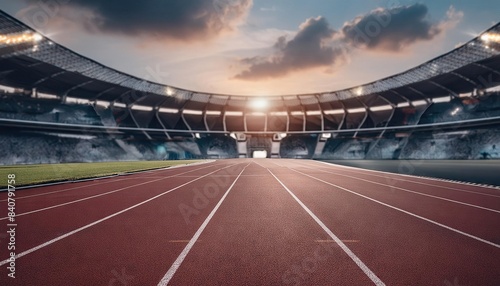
[0,10,500,164]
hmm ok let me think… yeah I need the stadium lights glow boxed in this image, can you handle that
[158,107,179,114]
[432,96,451,103]
[230,133,237,139]
[481,33,500,43]
[225,111,243,116]
[411,100,428,106]
[183,109,203,115]
[66,97,89,105]
[36,93,59,100]
[451,107,461,116]
[279,133,287,139]
[355,87,363,96]
[113,102,127,108]
[324,109,345,115]
[369,105,393,112]
[397,102,411,108]
[270,111,288,116]
[346,108,366,114]
[249,98,268,109]
[0,32,43,45]
[131,105,153,111]
[95,100,110,108]
[33,33,43,42]
[321,133,332,139]
[205,110,221,116]
[165,87,175,96]
[306,110,322,116]
[195,133,201,139]
[248,112,266,116]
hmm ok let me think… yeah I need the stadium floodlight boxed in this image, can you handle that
[159,107,179,114]
[306,110,322,116]
[248,112,266,116]
[183,109,203,115]
[321,133,332,139]
[355,87,363,96]
[131,105,153,111]
[249,98,268,109]
[411,100,428,106]
[230,133,237,139]
[33,33,43,42]
[397,102,411,108]
[195,133,201,139]
[432,96,451,103]
[270,111,288,116]
[324,109,344,115]
[370,105,393,112]
[279,133,287,139]
[481,33,500,43]
[165,87,175,96]
[225,111,243,116]
[206,110,221,116]
[346,107,366,114]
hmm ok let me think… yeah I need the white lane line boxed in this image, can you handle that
[305,161,500,199]
[267,169,385,286]
[0,161,219,202]
[313,160,500,191]
[0,163,225,220]
[0,163,241,267]
[297,164,500,214]
[290,168,500,249]
[157,164,249,286]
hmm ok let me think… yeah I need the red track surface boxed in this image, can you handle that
[0,159,499,285]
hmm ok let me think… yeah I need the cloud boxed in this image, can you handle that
[341,4,463,52]
[19,0,253,41]
[234,16,347,80]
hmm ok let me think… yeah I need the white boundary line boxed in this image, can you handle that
[157,163,250,286]
[267,168,385,286]
[313,160,500,191]
[0,162,240,266]
[297,164,500,214]
[307,161,500,198]
[290,168,500,249]
[0,163,223,220]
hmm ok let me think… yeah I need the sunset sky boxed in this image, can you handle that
[1,0,500,96]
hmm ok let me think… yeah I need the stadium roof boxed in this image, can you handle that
[0,9,500,112]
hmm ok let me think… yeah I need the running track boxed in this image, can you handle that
[0,159,499,285]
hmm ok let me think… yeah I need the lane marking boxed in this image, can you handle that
[268,169,385,286]
[313,160,500,191]
[0,163,228,220]
[0,161,220,202]
[305,161,500,199]
[290,168,500,249]
[0,163,242,266]
[298,164,500,214]
[157,163,250,286]
[316,240,360,243]
[169,240,198,243]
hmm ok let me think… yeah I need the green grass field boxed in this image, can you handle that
[0,160,205,188]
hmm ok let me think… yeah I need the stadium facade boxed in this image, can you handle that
[1,10,500,163]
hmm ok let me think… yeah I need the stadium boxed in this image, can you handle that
[0,3,499,286]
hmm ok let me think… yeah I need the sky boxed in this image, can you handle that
[0,0,499,96]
